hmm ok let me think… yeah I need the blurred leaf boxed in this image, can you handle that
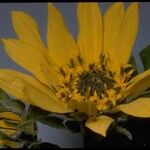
[0,89,25,115]
[27,105,49,120]
[18,120,37,136]
[29,142,60,148]
[39,114,65,129]
[0,131,24,148]
[3,119,19,128]
[115,125,132,140]
[129,55,138,77]
[64,119,81,133]
[129,55,137,68]
[0,131,10,140]
[3,140,25,148]
[27,105,65,129]
[139,45,150,70]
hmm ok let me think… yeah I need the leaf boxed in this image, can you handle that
[115,125,132,140]
[139,45,150,71]
[0,131,11,140]
[39,114,65,129]
[128,55,138,77]
[64,119,81,133]
[27,105,65,129]
[18,120,37,136]
[27,105,82,132]
[0,89,25,115]
[3,140,25,148]
[27,105,49,120]
[3,119,20,127]
[29,142,60,148]
[129,55,137,68]
[0,131,24,148]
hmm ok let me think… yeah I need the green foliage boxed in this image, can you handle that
[129,55,138,69]
[27,105,82,133]
[139,45,150,70]
[0,89,25,115]
[129,55,138,77]
[18,120,37,137]
[115,125,132,140]
[29,142,60,148]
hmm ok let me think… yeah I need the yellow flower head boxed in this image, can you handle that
[0,2,150,137]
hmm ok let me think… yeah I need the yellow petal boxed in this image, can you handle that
[2,39,56,86]
[24,82,72,113]
[0,120,17,130]
[85,115,114,137]
[0,69,71,113]
[12,11,45,51]
[124,69,150,96]
[67,100,97,116]
[0,69,56,104]
[0,112,22,122]
[113,98,150,118]
[2,140,23,148]
[113,3,139,67]
[77,2,102,65]
[0,129,16,136]
[47,3,79,66]
[104,2,125,69]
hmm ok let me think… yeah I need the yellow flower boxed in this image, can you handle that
[0,2,150,137]
[0,112,23,148]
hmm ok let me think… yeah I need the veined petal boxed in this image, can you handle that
[113,98,150,118]
[124,69,150,96]
[0,120,17,130]
[0,69,71,113]
[77,2,103,65]
[24,82,72,113]
[2,39,57,86]
[0,129,16,136]
[104,2,125,69]
[85,115,114,137]
[0,69,54,104]
[47,3,79,66]
[113,3,139,67]
[1,140,23,148]
[0,112,22,122]
[12,11,45,52]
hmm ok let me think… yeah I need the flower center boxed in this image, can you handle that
[54,54,135,116]
[76,68,116,98]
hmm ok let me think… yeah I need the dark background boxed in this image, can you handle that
[0,2,150,148]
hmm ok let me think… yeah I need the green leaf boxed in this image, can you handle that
[139,45,150,70]
[64,119,81,133]
[3,140,25,148]
[0,131,24,148]
[29,142,60,148]
[129,55,138,77]
[27,105,65,129]
[115,125,132,140]
[0,89,25,115]
[129,55,137,68]
[39,114,65,129]
[3,119,20,127]
[27,105,49,120]
[18,120,37,136]
[0,131,10,140]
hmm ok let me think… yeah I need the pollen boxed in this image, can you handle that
[54,52,135,116]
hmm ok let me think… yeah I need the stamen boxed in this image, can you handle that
[76,69,116,98]
[77,56,83,65]
[59,67,66,77]
[68,59,75,68]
